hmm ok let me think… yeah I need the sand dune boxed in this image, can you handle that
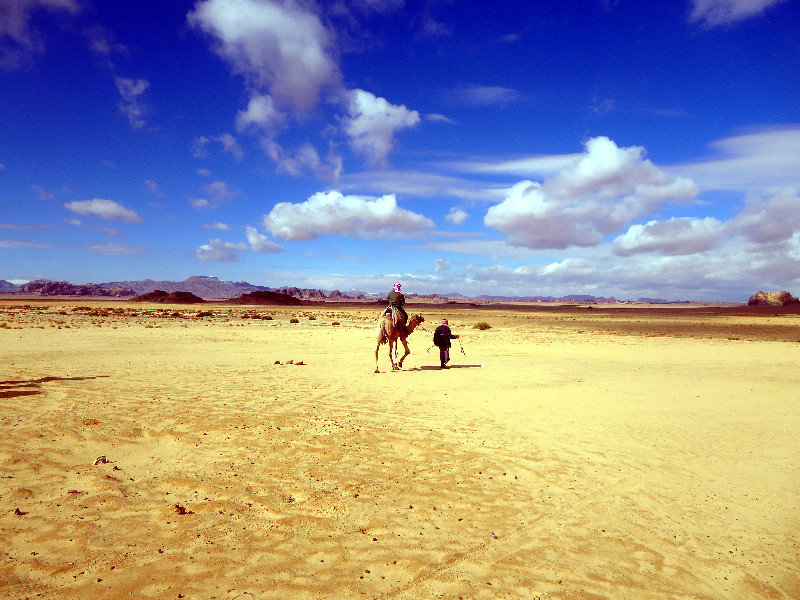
[1,300,798,599]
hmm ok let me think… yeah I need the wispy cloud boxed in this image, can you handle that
[32,184,55,201]
[0,237,52,248]
[0,0,81,69]
[262,140,342,182]
[425,113,455,124]
[201,180,236,205]
[689,0,790,27]
[441,153,583,179]
[114,76,150,129]
[450,85,520,107]
[340,169,508,202]
[86,241,145,256]
[83,24,127,56]
[204,222,232,231]
[403,238,541,261]
[191,134,243,160]
[668,126,800,192]
[63,198,142,223]
[0,222,57,230]
[215,133,243,161]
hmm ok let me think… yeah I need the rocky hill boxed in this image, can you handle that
[131,290,205,304]
[223,291,304,305]
[17,280,134,297]
[0,280,19,293]
[101,275,268,299]
[747,291,800,306]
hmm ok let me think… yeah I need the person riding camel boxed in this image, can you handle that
[385,282,408,333]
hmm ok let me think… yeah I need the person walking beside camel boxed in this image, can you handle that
[433,319,459,369]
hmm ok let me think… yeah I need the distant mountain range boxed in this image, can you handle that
[0,275,696,304]
[2,276,369,300]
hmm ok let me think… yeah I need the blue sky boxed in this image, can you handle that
[1,0,798,300]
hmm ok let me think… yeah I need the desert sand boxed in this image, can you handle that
[1,300,798,600]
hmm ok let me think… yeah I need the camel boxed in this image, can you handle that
[375,312,425,373]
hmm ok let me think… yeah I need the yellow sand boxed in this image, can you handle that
[1,301,798,599]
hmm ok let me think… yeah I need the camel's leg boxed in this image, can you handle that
[397,337,410,368]
[375,321,387,373]
[389,338,400,370]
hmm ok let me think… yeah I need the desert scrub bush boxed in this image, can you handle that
[289,318,299,323]
[308,315,316,320]
[196,311,213,318]
[331,321,340,326]
[263,315,273,320]
[473,322,491,330]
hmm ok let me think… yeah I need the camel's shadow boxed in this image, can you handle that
[0,375,109,399]
[405,364,483,371]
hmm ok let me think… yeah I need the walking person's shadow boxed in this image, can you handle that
[406,364,482,371]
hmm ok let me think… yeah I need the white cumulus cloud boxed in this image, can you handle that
[445,207,469,225]
[236,94,286,133]
[434,258,451,272]
[64,198,142,223]
[613,217,725,256]
[484,137,698,249]
[188,0,341,112]
[731,187,800,244]
[195,238,248,262]
[263,190,433,241]
[341,89,420,166]
[245,226,282,252]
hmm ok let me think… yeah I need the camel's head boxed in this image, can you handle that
[411,313,424,324]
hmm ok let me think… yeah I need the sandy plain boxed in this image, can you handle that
[0,299,798,600]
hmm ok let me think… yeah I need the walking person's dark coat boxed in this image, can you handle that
[433,319,459,368]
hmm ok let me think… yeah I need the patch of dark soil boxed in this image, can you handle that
[131,290,204,304]
[223,291,304,305]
